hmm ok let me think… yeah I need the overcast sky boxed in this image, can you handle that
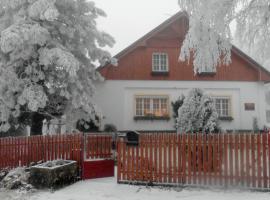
[96,0,180,56]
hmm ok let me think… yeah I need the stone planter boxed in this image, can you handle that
[30,160,77,189]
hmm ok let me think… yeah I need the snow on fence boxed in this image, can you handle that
[0,133,114,174]
[117,133,270,189]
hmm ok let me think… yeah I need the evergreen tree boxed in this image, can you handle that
[0,0,115,133]
[200,95,220,133]
[177,88,219,133]
[171,94,185,128]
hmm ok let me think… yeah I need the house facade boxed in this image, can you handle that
[94,12,270,132]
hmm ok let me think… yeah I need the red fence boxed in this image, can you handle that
[117,133,270,189]
[85,134,113,160]
[0,134,83,170]
[0,133,114,176]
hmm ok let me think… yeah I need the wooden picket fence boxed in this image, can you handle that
[0,133,114,174]
[0,133,83,171]
[85,133,113,160]
[117,133,270,189]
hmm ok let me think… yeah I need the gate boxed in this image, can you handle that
[0,133,116,180]
[82,133,115,179]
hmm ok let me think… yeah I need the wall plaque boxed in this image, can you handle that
[244,103,255,111]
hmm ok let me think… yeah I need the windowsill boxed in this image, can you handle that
[219,116,234,121]
[134,116,170,121]
[197,72,216,76]
[151,71,169,76]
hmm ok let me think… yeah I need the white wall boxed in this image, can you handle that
[93,80,267,132]
[264,83,270,127]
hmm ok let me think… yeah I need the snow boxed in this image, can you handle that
[1,171,270,200]
[1,167,32,190]
[32,160,76,169]
[26,178,270,200]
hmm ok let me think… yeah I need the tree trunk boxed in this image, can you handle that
[31,112,45,135]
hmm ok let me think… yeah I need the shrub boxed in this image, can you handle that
[104,124,117,132]
[253,117,259,133]
[177,88,220,133]
[171,95,185,128]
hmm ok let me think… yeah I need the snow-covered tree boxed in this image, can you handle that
[178,0,270,72]
[0,0,115,133]
[200,95,220,133]
[171,94,185,128]
[177,88,219,133]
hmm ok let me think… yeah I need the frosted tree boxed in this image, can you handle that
[0,0,115,133]
[178,0,270,72]
[177,88,219,133]
[171,94,185,128]
[200,95,220,133]
[177,88,203,133]
[235,0,270,69]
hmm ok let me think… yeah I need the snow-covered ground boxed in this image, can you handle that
[1,175,270,200]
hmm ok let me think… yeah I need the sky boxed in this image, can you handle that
[95,0,180,56]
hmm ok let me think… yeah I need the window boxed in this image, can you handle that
[135,95,169,119]
[213,97,232,120]
[152,53,168,72]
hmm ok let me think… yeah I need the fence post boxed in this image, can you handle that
[257,134,262,188]
[268,132,270,188]
[117,138,121,182]
[262,133,267,188]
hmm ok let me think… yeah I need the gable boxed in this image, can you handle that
[99,12,270,82]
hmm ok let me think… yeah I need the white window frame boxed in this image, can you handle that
[152,53,169,72]
[134,95,170,117]
[213,96,232,117]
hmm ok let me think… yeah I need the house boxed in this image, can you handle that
[94,11,270,132]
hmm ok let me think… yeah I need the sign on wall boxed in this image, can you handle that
[244,103,255,111]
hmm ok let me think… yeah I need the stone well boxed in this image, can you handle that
[30,160,77,189]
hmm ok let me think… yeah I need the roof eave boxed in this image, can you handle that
[232,45,270,82]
